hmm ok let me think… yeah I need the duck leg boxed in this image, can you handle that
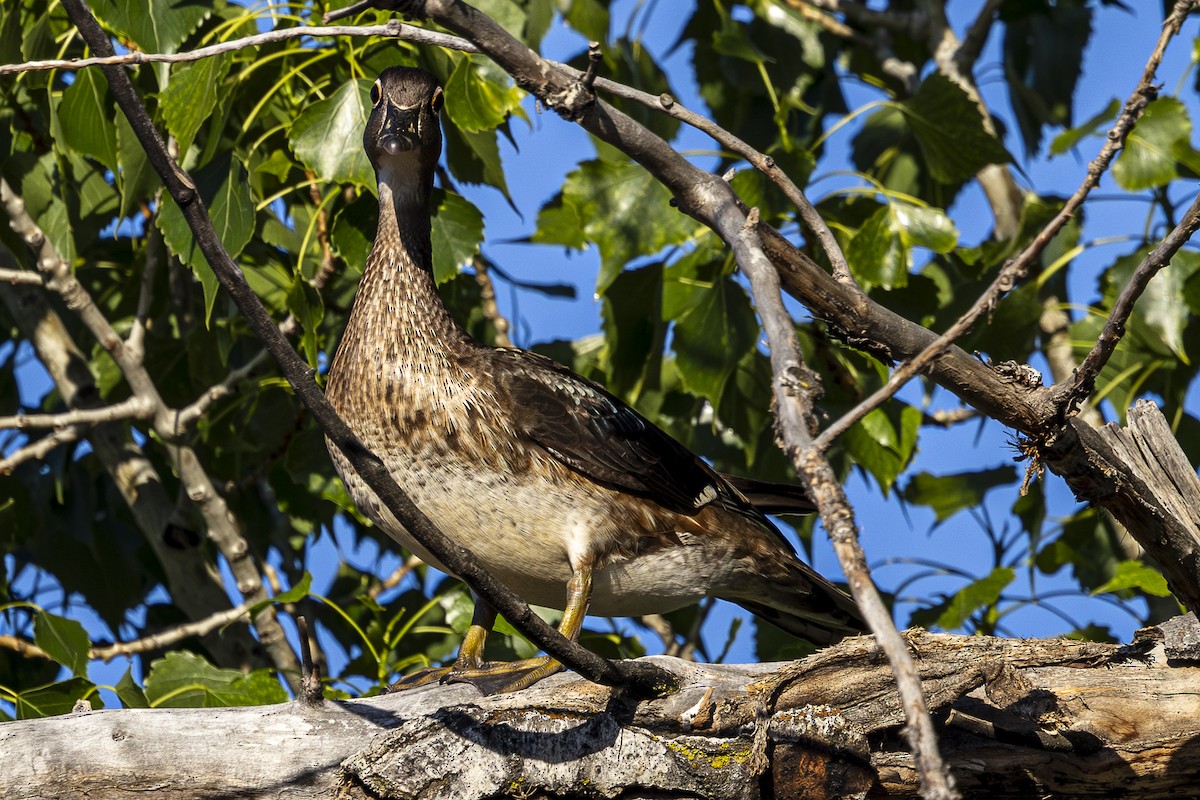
[385,597,497,691]
[447,563,593,695]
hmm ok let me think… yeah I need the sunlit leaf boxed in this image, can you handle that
[901,73,1011,183]
[445,55,523,134]
[144,651,287,708]
[902,466,1018,523]
[93,0,210,54]
[1091,560,1172,598]
[912,567,1015,631]
[290,80,373,188]
[159,54,231,156]
[430,189,484,284]
[1113,97,1192,191]
[57,67,118,174]
[33,612,90,676]
[14,677,101,720]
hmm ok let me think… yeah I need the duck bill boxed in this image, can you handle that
[378,101,420,155]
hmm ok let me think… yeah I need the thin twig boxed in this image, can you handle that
[594,76,860,287]
[955,0,1005,72]
[0,396,153,431]
[0,600,256,663]
[91,600,256,661]
[296,615,324,707]
[0,425,85,474]
[0,21,478,75]
[126,222,163,358]
[1056,191,1200,414]
[732,209,960,800]
[811,0,1194,451]
[0,267,44,285]
[170,349,273,435]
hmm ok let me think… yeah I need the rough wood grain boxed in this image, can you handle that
[4,626,1199,799]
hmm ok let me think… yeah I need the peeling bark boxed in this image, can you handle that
[5,625,1200,799]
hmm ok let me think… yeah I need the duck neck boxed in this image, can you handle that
[356,174,470,354]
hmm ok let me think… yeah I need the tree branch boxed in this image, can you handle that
[0,396,153,431]
[0,21,478,75]
[733,209,958,800]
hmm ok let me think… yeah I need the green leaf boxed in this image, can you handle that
[445,55,523,134]
[901,73,1011,183]
[115,666,149,709]
[712,16,768,64]
[666,258,758,405]
[430,189,485,284]
[1113,97,1192,191]
[57,67,118,174]
[287,279,325,365]
[159,54,231,157]
[14,677,101,720]
[1050,98,1120,155]
[1107,247,1200,361]
[916,567,1015,631]
[540,158,695,292]
[33,611,90,675]
[557,0,609,42]
[1091,560,1172,598]
[842,405,921,494]
[846,200,956,290]
[115,112,159,220]
[902,466,1018,524]
[444,124,511,200]
[273,572,314,605]
[846,205,906,289]
[156,156,255,324]
[895,204,958,253]
[94,0,210,54]
[290,80,373,188]
[144,651,287,708]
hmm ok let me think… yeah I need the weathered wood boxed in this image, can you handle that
[1042,400,1200,613]
[4,626,1199,799]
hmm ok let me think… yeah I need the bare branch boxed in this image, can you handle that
[0,267,43,285]
[90,601,256,662]
[0,396,153,431]
[1056,191,1200,414]
[0,277,267,670]
[0,21,477,76]
[472,255,514,348]
[169,349,272,435]
[0,425,84,474]
[590,76,861,287]
[733,209,959,800]
[0,601,256,663]
[955,0,1005,72]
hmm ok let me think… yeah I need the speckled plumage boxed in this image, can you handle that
[325,67,864,662]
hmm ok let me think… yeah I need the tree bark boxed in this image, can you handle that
[5,623,1199,799]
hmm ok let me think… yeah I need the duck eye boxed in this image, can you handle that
[370,79,382,107]
[430,87,444,114]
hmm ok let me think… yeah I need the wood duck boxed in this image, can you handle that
[325,67,865,693]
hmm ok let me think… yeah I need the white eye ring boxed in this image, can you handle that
[370,79,382,106]
[431,87,444,113]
